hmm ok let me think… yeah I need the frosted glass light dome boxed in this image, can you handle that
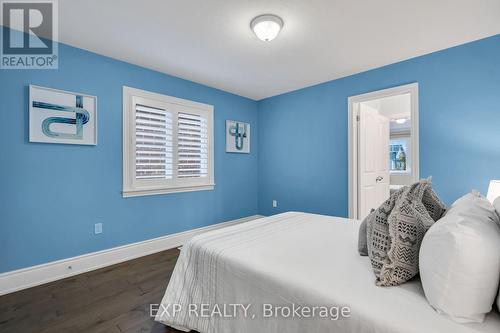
[251,14,283,42]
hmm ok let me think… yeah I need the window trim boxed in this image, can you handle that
[122,86,214,198]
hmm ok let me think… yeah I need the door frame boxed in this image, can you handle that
[348,83,419,219]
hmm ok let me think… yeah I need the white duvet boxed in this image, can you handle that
[155,212,500,333]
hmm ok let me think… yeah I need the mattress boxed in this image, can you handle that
[155,212,500,333]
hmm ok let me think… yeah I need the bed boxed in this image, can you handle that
[155,212,500,333]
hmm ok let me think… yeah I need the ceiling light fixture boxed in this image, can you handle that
[250,14,283,42]
[395,118,407,124]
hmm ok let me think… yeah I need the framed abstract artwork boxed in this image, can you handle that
[29,85,97,145]
[226,120,250,153]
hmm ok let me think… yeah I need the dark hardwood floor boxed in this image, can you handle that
[0,248,189,333]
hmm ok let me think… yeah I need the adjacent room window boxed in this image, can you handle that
[123,87,214,197]
[389,137,411,173]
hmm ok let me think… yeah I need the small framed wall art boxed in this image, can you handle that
[29,85,97,145]
[226,120,250,153]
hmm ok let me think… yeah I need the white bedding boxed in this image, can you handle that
[155,212,500,333]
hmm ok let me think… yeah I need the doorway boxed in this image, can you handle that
[348,83,419,220]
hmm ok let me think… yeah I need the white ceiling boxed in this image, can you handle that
[58,0,500,100]
[364,94,411,120]
[364,94,412,132]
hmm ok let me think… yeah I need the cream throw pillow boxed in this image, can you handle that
[420,192,500,323]
[493,197,500,312]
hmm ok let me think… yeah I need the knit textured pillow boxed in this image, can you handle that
[366,187,406,277]
[358,217,369,256]
[422,185,447,222]
[377,180,440,286]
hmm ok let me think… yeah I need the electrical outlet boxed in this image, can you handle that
[272,200,277,208]
[94,222,103,235]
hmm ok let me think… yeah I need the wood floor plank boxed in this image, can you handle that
[0,248,192,333]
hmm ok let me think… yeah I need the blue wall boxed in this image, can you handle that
[0,32,259,273]
[2,29,499,273]
[257,34,500,216]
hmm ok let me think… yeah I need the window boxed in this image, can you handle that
[123,87,214,197]
[389,137,411,174]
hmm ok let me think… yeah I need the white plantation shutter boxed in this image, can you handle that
[123,87,214,197]
[135,104,173,180]
[177,112,208,178]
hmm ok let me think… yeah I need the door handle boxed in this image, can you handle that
[376,176,384,182]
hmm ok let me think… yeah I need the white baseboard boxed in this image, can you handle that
[0,214,263,296]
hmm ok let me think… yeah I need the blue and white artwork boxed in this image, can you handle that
[226,120,250,153]
[29,85,97,145]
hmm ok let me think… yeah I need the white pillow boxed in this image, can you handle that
[494,197,500,312]
[419,192,500,323]
[494,196,500,222]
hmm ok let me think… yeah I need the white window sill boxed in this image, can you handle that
[122,184,215,198]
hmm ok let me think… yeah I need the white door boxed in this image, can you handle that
[358,104,390,219]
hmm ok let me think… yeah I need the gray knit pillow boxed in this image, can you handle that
[358,218,369,256]
[366,179,446,286]
[377,180,439,286]
[366,187,406,276]
[422,186,447,221]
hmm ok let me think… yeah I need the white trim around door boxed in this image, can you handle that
[348,83,419,220]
